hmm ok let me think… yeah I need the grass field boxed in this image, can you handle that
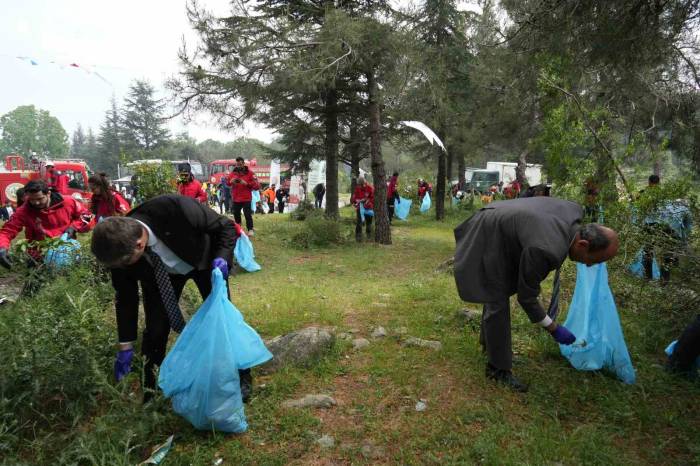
[1,206,699,465]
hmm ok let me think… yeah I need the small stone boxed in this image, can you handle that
[353,338,370,350]
[435,256,455,273]
[454,308,481,323]
[337,332,353,341]
[348,328,360,334]
[371,302,388,308]
[394,326,409,335]
[434,315,445,323]
[262,326,335,373]
[317,434,335,448]
[265,303,271,310]
[371,326,387,338]
[403,337,442,351]
[361,444,386,459]
[378,293,391,299]
[282,394,337,409]
[415,399,427,412]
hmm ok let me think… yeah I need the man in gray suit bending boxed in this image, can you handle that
[454,197,619,392]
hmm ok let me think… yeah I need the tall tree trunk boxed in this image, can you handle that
[323,88,339,219]
[446,148,453,182]
[367,70,391,245]
[653,159,662,178]
[516,149,528,185]
[349,125,361,197]
[435,127,447,221]
[457,149,466,190]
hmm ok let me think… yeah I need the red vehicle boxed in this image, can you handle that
[208,158,290,185]
[0,154,92,206]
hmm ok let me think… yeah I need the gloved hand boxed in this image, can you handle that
[114,348,134,381]
[550,325,576,345]
[212,257,229,279]
[0,248,11,269]
[63,226,77,239]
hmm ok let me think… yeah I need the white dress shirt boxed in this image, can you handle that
[136,220,193,275]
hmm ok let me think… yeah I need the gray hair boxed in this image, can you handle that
[579,223,611,252]
[91,217,143,267]
[357,176,366,184]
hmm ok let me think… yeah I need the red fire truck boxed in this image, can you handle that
[207,158,290,186]
[0,154,92,205]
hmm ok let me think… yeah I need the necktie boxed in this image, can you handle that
[547,267,562,320]
[146,248,186,333]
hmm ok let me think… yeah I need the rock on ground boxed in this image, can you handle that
[403,336,442,351]
[262,326,335,373]
[371,326,387,338]
[454,308,481,324]
[317,434,335,448]
[282,394,337,409]
[353,338,370,350]
[435,256,455,274]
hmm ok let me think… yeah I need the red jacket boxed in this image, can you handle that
[387,175,398,200]
[91,191,131,219]
[352,184,375,209]
[0,193,92,249]
[227,168,260,202]
[178,179,208,203]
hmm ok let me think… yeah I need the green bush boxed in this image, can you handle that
[132,162,176,203]
[291,211,346,248]
[290,198,315,221]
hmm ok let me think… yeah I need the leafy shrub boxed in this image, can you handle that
[132,162,176,202]
[291,211,345,248]
[290,198,315,221]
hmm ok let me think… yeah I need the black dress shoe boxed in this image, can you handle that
[239,369,253,403]
[485,365,529,392]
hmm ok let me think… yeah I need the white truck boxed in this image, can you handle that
[466,161,543,193]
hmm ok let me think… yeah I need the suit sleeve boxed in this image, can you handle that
[111,268,140,343]
[516,247,560,323]
[183,197,237,265]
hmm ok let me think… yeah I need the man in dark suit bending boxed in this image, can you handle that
[454,197,619,392]
[90,194,253,401]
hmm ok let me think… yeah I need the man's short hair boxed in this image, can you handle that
[393,171,399,177]
[91,217,143,267]
[648,174,660,184]
[580,223,611,253]
[235,157,245,163]
[24,180,49,194]
[177,163,192,174]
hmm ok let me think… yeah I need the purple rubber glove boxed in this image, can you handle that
[551,325,576,345]
[114,349,133,382]
[212,257,229,279]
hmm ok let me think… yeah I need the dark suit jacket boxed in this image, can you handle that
[453,197,583,323]
[110,194,237,342]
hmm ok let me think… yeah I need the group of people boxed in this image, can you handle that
[350,172,401,242]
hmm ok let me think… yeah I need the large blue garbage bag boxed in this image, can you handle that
[560,262,636,384]
[665,340,700,369]
[234,232,261,272]
[159,269,272,432]
[420,193,431,212]
[359,203,374,222]
[251,190,261,211]
[395,197,412,221]
[628,249,660,279]
[44,233,80,269]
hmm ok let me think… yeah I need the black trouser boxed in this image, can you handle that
[355,208,373,240]
[140,269,250,393]
[669,315,700,372]
[315,194,324,208]
[278,201,285,213]
[223,197,232,214]
[642,224,677,283]
[233,201,254,231]
[388,198,396,223]
[481,300,512,371]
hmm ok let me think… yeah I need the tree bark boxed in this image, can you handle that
[349,125,361,196]
[435,127,447,221]
[516,149,528,185]
[323,88,339,219]
[457,149,466,190]
[446,148,453,182]
[653,159,662,177]
[367,70,391,245]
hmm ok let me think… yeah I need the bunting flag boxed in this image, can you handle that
[10,55,114,87]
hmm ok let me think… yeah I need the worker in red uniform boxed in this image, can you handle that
[176,163,207,203]
[45,163,68,195]
[417,178,432,200]
[227,157,260,236]
[387,171,399,223]
[352,176,375,242]
[0,180,93,268]
[88,173,131,220]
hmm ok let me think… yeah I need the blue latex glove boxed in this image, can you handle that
[212,257,229,279]
[551,325,576,345]
[114,349,133,381]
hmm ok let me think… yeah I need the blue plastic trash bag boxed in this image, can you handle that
[395,197,412,221]
[560,262,636,384]
[234,232,261,272]
[665,340,700,369]
[251,190,261,211]
[359,203,374,222]
[420,193,431,212]
[159,269,272,432]
[628,249,660,280]
[44,233,80,269]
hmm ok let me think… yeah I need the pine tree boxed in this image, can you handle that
[121,80,170,153]
[97,96,123,176]
[70,124,86,159]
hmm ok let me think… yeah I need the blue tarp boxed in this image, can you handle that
[628,249,660,280]
[420,193,431,212]
[159,269,272,433]
[560,262,636,384]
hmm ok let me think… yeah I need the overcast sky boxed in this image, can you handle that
[0,0,277,144]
